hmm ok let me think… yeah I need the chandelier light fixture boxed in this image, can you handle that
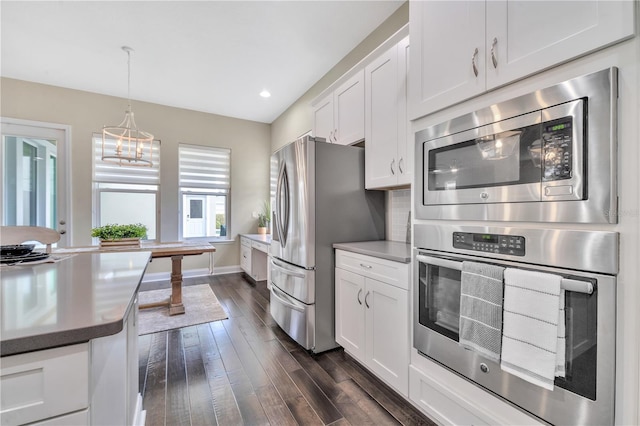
[101,46,155,166]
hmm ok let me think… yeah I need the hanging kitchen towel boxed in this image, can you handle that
[458,261,505,362]
[501,268,563,391]
[556,290,566,377]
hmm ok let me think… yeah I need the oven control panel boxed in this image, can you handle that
[453,232,525,256]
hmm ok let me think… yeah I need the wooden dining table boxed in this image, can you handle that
[55,241,216,315]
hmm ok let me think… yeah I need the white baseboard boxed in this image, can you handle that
[142,265,243,283]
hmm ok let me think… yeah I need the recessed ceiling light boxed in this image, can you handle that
[260,90,271,98]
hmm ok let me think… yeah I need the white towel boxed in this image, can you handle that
[459,261,505,362]
[500,268,564,390]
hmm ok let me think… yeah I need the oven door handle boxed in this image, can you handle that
[416,254,593,294]
[416,254,462,271]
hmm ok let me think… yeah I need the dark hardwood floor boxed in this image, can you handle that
[138,273,436,426]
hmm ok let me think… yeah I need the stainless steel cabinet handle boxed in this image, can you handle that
[491,37,498,68]
[333,129,338,143]
[391,159,396,175]
[59,230,66,235]
[357,288,363,305]
[399,157,404,174]
[472,48,479,77]
[364,291,370,309]
[359,263,372,269]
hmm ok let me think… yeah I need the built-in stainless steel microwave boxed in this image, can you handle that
[415,68,618,224]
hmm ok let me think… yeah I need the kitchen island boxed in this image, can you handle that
[0,251,150,426]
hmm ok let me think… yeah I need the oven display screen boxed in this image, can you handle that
[473,234,498,243]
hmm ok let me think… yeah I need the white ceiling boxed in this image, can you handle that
[1,1,404,124]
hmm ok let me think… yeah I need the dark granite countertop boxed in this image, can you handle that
[1,251,151,356]
[333,240,411,263]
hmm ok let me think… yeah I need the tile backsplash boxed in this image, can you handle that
[387,189,411,243]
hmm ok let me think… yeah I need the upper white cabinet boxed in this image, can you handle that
[312,70,365,145]
[365,36,411,189]
[409,0,636,120]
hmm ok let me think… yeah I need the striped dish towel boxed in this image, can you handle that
[501,268,564,390]
[458,261,505,362]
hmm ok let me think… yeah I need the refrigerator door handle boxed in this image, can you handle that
[271,285,305,313]
[270,258,306,278]
[276,163,290,247]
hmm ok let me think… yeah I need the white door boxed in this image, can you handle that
[335,268,366,361]
[0,118,70,247]
[183,195,206,238]
[312,93,334,142]
[333,70,365,145]
[365,277,409,395]
[408,0,486,119]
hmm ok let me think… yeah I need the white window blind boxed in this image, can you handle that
[93,133,160,184]
[179,144,230,190]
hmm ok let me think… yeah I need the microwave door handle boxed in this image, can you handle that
[416,254,463,271]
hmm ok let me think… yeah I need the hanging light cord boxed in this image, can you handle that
[123,46,133,113]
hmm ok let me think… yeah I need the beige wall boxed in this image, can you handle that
[270,2,409,151]
[1,78,271,273]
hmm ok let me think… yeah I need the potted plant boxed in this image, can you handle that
[257,201,270,234]
[91,223,148,248]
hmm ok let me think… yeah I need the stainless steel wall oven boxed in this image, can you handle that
[413,223,618,425]
[414,67,618,224]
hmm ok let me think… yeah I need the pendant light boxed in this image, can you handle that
[101,46,155,166]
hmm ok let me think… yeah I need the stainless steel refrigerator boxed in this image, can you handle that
[269,136,385,353]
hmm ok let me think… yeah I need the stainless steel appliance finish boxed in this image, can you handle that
[414,67,618,224]
[413,223,618,426]
[270,136,385,353]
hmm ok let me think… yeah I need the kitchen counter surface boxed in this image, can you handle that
[0,251,151,356]
[241,234,272,244]
[333,240,411,263]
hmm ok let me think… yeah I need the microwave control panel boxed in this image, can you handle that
[542,116,573,181]
[453,232,525,256]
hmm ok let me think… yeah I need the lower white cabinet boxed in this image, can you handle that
[0,302,143,426]
[240,236,268,282]
[335,249,409,396]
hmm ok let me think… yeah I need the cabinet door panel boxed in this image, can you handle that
[486,0,635,88]
[365,278,409,396]
[334,70,365,145]
[396,36,411,186]
[312,93,334,142]
[335,268,366,361]
[365,45,399,189]
[409,0,486,119]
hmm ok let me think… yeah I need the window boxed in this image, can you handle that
[92,133,160,240]
[179,144,230,239]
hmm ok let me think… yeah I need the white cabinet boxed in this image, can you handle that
[312,70,365,145]
[409,0,636,119]
[0,344,89,425]
[365,36,411,189]
[335,250,409,396]
[240,236,268,282]
[0,303,142,426]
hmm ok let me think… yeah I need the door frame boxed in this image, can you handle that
[1,117,72,246]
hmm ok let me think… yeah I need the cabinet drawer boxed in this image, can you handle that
[335,250,409,290]
[240,237,251,248]
[1,343,89,426]
[252,240,268,253]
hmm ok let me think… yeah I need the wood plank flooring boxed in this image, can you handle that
[138,273,436,426]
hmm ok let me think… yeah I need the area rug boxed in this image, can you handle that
[137,284,228,335]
